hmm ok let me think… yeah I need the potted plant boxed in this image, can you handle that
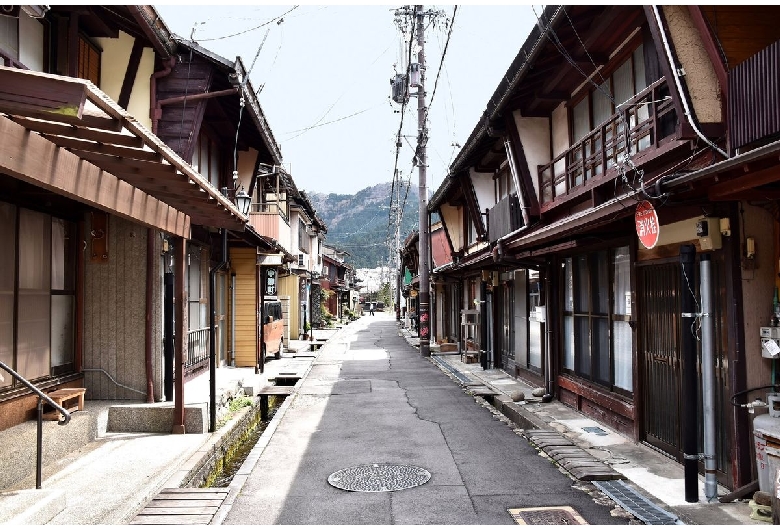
[302,322,310,340]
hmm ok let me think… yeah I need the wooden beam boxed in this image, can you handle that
[0,67,86,117]
[708,165,780,200]
[10,115,144,148]
[0,114,190,238]
[67,148,179,178]
[118,39,144,110]
[40,134,163,162]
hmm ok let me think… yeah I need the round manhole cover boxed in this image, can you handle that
[327,463,431,492]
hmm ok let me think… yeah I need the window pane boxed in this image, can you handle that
[0,203,15,293]
[593,250,609,314]
[17,293,49,380]
[613,320,633,391]
[574,255,589,312]
[529,321,542,369]
[19,209,50,290]
[613,245,631,315]
[592,80,613,128]
[0,293,11,388]
[572,97,590,142]
[0,16,19,60]
[594,317,609,382]
[51,294,74,370]
[613,60,634,110]
[0,203,13,386]
[576,315,590,375]
[633,43,647,93]
[564,315,574,370]
[51,218,75,291]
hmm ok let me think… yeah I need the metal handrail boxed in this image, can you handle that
[0,360,71,489]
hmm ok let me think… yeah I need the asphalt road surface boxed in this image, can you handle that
[222,315,623,525]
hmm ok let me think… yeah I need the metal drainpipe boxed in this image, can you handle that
[150,56,176,136]
[700,253,718,502]
[680,244,699,502]
[145,228,155,403]
[208,229,229,433]
[651,6,728,159]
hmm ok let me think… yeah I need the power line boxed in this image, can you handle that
[195,6,299,42]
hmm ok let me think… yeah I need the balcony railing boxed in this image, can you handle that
[729,40,780,151]
[538,78,675,207]
[186,327,209,370]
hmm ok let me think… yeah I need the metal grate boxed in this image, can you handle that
[594,480,683,525]
[508,506,587,525]
[583,426,608,436]
[432,356,473,385]
[327,464,431,492]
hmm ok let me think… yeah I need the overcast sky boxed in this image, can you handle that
[154,3,537,195]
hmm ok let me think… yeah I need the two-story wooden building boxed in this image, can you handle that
[426,5,780,491]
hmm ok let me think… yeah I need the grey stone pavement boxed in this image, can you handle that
[0,311,766,525]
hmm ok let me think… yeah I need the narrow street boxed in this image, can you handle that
[221,314,623,525]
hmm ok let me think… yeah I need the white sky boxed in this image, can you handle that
[154,3,537,195]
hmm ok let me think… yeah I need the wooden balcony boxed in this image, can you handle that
[729,40,780,151]
[538,78,676,210]
[248,203,292,253]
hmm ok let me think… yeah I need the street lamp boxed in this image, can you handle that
[235,187,251,216]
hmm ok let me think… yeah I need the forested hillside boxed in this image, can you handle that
[309,182,419,269]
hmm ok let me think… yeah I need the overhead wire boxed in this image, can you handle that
[195,5,299,42]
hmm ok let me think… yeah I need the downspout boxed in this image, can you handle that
[700,253,718,502]
[650,6,728,160]
[542,262,553,402]
[145,228,155,403]
[150,56,176,136]
[208,229,228,432]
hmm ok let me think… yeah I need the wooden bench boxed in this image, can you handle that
[257,386,295,421]
[43,387,86,421]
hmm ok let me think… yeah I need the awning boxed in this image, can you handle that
[0,67,246,235]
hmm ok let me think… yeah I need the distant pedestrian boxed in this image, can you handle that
[369,303,375,316]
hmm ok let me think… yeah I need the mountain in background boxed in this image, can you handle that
[308,182,419,269]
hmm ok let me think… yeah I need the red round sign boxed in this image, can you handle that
[635,200,660,249]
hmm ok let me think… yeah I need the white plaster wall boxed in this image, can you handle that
[440,203,462,252]
[551,102,569,159]
[18,12,43,70]
[514,110,550,200]
[662,5,722,123]
[127,48,154,131]
[470,169,495,214]
[97,32,132,102]
[237,148,258,192]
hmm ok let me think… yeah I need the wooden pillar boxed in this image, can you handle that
[172,237,186,434]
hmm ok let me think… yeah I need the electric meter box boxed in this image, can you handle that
[760,327,780,358]
[760,327,780,339]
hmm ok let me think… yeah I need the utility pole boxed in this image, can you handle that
[414,4,431,356]
[391,5,440,356]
